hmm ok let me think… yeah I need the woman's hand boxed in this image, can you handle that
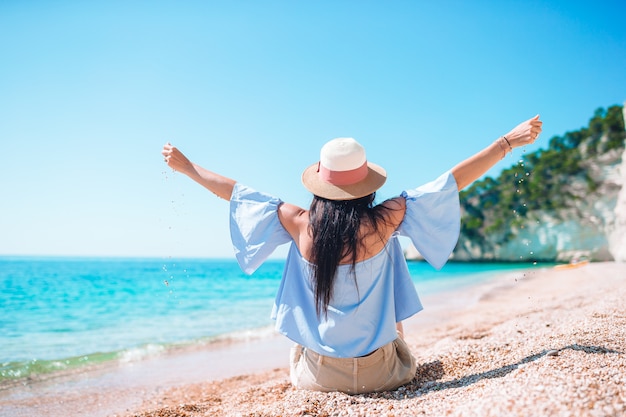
[503,115,543,149]
[161,143,236,201]
[451,114,543,190]
[162,143,194,176]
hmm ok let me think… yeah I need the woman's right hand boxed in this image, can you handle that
[161,142,236,201]
[162,143,194,175]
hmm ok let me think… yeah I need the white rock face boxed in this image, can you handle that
[608,105,626,262]
[498,209,614,262]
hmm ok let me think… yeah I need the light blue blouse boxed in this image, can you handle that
[229,171,460,358]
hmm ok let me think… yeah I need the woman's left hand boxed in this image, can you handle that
[503,115,543,148]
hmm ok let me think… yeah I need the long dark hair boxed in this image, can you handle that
[308,193,389,317]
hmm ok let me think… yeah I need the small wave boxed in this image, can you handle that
[214,325,277,342]
[117,344,166,363]
[0,351,118,389]
[0,325,278,389]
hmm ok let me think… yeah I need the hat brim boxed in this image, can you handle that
[301,162,387,200]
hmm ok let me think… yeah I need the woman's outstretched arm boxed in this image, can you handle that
[162,143,236,201]
[451,115,543,190]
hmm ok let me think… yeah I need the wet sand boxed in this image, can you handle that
[2,262,625,416]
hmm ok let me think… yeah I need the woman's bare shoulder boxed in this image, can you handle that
[380,196,405,210]
[379,196,406,226]
[278,202,307,219]
[278,203,312,258]
[278,203,308,234]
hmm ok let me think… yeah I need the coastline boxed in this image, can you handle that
[2,262,624,416]
[0,330,293,417]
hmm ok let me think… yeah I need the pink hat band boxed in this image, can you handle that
[317,161,368,186]
[301,137,387,200]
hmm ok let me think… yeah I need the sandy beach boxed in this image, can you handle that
[2,262,625,416]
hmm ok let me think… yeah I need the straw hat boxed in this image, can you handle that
[301,137,386,200]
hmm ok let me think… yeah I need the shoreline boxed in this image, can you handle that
[1,262,624,416]
[0,330,294,417]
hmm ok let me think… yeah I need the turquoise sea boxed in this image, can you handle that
[0,256,541,386]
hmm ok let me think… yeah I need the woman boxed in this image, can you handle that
[161,115,543,394]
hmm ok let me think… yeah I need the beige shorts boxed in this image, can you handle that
[289,337,417,394]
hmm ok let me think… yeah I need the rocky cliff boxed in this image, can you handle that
[407,104,626,263]
[453,146,623,262]
[608,105,626,262]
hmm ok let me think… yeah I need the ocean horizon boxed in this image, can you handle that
[0,255,545,386]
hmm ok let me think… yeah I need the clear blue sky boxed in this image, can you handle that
[1,0,625,258]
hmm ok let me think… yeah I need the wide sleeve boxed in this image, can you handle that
[229,183,292,275]
[397,171,461,270]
